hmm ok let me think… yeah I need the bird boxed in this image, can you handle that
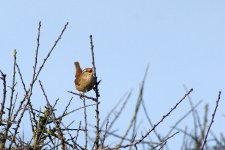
[74,61,96,94]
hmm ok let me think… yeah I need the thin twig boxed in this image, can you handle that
[101,119,109,149]
[61,97,73,117]
[152,131,179,149]
[202,104,209,140]
[15,63,28,95]
[28,108,35,139]
[62,122,81,149]
[142,97,163,144]
[11,93,18,119]
[100,91,131,130]
[9,22,69,149]
[75,121,82,147]
[119,65,148,146]
[107,91,132,134]
[158,141,167,150]
[28,21,42,130]
[90,35,101,149]
[174,127,196,141]
[57,103,98,120]
[32,21,41,81]
[8,49,17,121]
[183,85,201,142]
[82,98,88,149]
[53,98,60,109]
[0,66,10,149]
[165,100,202,138]
[39,80,66,150]
[67,91,97,102]
[180,126,188,150]
[0,70,7,122]
[12,64,29,120]
[115,88,193,149]
[34,22,69,82]
[201,91,222,150]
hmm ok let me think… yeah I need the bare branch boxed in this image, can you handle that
[116,88,193,149]
[201,91,222,150]
[67,91,97,102]
[0,70,7,122]
[90,35,101,149]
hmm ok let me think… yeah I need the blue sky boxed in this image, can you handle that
[1,1,225,149]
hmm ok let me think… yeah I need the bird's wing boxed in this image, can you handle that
[75,76,88,86]
[75,78,81,86]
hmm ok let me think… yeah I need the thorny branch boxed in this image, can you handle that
[8,22,69,149]
[0,70,6,123]
[90,35,101,150]
[39,80,66,150]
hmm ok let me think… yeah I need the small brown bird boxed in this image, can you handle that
[74,61,96,93]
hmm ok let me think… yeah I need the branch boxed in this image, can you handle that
[67,91,97,102]
[39,80,66,150]
[0,70,7,122]
[90,35,101,149]
[116,88,193,149]
[201,91,222,150]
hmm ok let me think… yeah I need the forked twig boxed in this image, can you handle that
[119,65,149,146]
[153,131,179,149]
[39,80,66,150]
[115,88,193,149]
[9,22,69,149]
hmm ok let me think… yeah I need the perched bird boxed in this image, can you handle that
[74,61,96,94]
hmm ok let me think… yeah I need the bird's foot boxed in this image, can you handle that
[79,92,84,99]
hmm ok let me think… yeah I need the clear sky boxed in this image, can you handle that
[1,1,225,149]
